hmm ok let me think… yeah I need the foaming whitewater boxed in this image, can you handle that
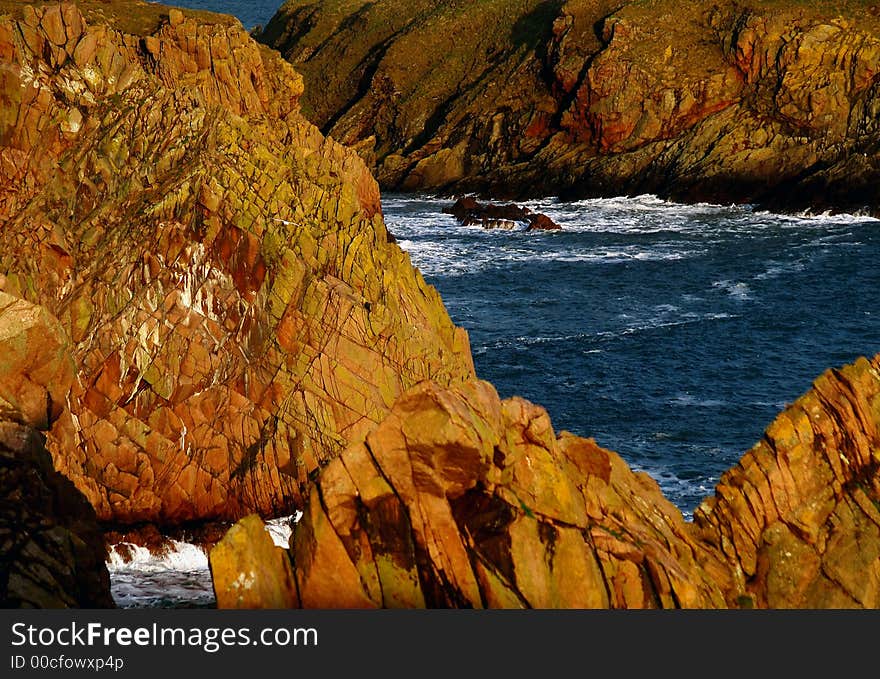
[108,514,300,608]
[384,192,880,518]
[108,541,213,609]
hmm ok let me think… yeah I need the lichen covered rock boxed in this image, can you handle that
[212,353,880,609]
[693,355,880,608]
[288,379,726,609]
[0,2,474,525]
[209,514,299,609]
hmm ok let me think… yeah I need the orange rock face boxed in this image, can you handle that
[0,293,112,608]
[693,355,880,608]
[209,514,299,609]
[0,3,473,525]
[212,352,880,609]
[0,291,74,429]
[288,379,726,609]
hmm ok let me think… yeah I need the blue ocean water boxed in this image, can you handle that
[156,0,278,29]
[384,194,880,517]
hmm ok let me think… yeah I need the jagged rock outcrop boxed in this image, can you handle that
[0,2,474,525]
[259,0,880,214]
[693,354,880,608]
[218,378,728,608]
[212,353,880,609]
[0,292,113,608]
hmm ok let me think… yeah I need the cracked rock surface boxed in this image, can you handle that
[214,353,880,609]
[0,292,112,608]
[0,2,473,525]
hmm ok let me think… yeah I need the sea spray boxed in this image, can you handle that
[108,514,301,608]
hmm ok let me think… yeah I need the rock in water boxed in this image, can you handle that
[209,514,299,609]
[0,293,113,608]
[259,0,880,215]
[0,2,474,526]
[443,197,561,231]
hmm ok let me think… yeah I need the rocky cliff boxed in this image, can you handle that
[0,2,473,526]
[0,292,113,608]
[213,352,880,608]
[259,0,880,214]
[693,354,880,608]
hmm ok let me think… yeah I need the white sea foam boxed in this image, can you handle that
[107,513,302,608]
[628,462,721,522]
[107,540,209,573]
[773,209,880,224]
[712,279,752,301]
[670,394,728,408]
[108,541,212,609]
[265,511,302,548]
[754,260,807,280]
[488,311,736,350]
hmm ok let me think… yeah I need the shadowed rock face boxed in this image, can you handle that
[0,2,474,525]
[212,353,880,609]
[259,0,880,214]
[0,292,112,608]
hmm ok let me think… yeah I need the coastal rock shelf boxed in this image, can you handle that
[259,0,880,214]
[0,1,473,526]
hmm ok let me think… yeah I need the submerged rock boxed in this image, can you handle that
[260,0,880,215]
[443,197,561,231]
[0,2,474,526]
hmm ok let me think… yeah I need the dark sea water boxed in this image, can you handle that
[155,0,279,29]
[385,194,880,517]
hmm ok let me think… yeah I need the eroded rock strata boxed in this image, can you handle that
[212,353,880,609]
[693,354,880,608]
[3,2,877,610]
[0,292,113,608]
[0,2,473,526]
[288,379,726,608]
[260,0,880,213]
